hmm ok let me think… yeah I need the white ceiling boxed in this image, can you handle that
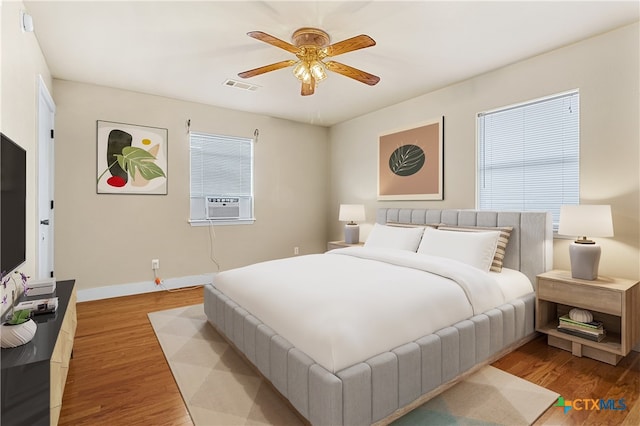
[24,1,639,127]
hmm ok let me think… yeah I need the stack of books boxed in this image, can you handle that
[557,314,606,342]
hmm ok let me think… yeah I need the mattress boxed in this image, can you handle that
[214,247,532,373]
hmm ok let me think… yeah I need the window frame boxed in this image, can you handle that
[475,90,580,231]
[188,131,255,226]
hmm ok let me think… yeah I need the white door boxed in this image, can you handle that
[37,77,55,279]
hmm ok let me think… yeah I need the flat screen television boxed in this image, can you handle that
[1,133,27,274]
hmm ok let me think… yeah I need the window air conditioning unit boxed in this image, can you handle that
[206,196,240,220]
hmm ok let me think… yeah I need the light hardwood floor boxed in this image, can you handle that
[60,288,639,425]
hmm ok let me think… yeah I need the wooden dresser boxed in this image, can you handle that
[1,280,77,425]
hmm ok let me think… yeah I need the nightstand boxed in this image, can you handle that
[327,240,364,251]
[536,270,639,365]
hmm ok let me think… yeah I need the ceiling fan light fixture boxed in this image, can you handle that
[239,28,379,95]
[292,61,311,83]
[310,60,327,82]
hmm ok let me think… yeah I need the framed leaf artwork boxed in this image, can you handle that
[378,117,444,200]
[96,121,168,194]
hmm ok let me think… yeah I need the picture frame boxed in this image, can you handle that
[96,120,168,195]
[377,117,444,200]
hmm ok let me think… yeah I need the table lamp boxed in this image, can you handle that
[558,205,613,280]
[339,204,365,244]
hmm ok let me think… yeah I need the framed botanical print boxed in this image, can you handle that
[378,117,443,200]
[96,120,168,194]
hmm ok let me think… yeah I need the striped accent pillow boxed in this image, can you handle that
[437,225,513,272]
[386,222,439,229]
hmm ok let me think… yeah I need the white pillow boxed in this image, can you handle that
[364,223,425,251]
[417,227,500,271]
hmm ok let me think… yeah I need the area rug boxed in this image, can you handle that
[149,304,559,426]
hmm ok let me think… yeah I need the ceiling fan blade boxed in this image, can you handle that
[324,61,380,86]
[238,60,297,79]
[247,31,299,54]
[301,77,316,96]
[325,35,376,57]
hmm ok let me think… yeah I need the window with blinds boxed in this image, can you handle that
[477,90,580,229]
[189,131,254,223]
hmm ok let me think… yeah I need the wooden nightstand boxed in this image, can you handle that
[327,241,364,251]
[536,270,639,365]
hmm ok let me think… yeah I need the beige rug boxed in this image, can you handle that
[149,304,558,426]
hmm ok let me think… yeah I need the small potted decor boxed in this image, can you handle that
[1,271,37,348]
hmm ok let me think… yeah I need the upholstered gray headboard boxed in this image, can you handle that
[376,208,553,286]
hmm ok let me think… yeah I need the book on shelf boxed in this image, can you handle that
[557,322,604,336]
[557,326,606,342]
[558,318,604,333]
[558,314,603,330]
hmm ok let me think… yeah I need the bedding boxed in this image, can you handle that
[205,208,553,425]
[437,225,513,272]
[489,267,534,301]
[363,223,425,251]
[416,227,500,271]
[214,247,527,373]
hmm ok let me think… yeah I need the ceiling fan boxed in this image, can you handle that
[238,27,380,96]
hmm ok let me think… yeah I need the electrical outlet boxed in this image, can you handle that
[151,259,160,270]
[294,247,299,255]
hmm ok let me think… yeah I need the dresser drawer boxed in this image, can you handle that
[537,279,622,315]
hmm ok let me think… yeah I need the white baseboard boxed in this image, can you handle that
[77,273,215,303]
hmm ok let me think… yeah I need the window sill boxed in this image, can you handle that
[189,218,255,226]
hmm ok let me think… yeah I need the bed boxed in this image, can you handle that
[204,208,553,425]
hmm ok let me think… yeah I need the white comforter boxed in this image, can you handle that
[214,247,511,373]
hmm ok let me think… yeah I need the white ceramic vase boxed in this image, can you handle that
[1,319,37,348]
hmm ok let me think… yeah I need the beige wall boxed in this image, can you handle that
[53,80,329,291]
[329,23,640,280]
[4,2,638,296]
[0,1,53,281]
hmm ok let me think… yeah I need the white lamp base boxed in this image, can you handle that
[344,224,360,244]
[569,242,601,280]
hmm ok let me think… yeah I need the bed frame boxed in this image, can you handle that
[204,208,553,425]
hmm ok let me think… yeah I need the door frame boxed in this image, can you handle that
[37,76,55,279]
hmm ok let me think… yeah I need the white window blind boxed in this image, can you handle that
[477,91,579,229]
[189,131,254,222]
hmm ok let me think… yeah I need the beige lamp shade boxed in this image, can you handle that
[339,204,365,224]
[558,205,614,241]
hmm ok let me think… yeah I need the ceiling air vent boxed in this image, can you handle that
[223,79,260,92]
